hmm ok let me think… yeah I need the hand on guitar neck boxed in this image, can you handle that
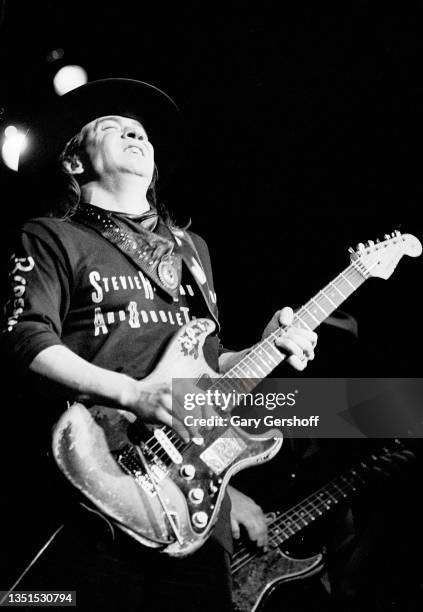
[262,306,317,370]
[219,306,318,375]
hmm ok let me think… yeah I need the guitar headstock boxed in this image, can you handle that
[349,231,422,279]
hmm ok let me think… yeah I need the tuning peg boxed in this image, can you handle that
[395,229,401,236]
[366,240,375,247]
[391,232,397,238]
[384,234,391,240]
[376,238,380,243]
[356,243,365,251]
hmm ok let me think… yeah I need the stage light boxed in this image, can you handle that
[1,127,28,172]
[53,65,88,96]
[4,125,17,138]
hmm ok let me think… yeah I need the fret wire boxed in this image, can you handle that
[303,497,324,515]
[282,509,309,529]
[320,288,337,308]
[295,317,312,330]
[293,509,311,526]
[337,279,354,294]
[331,481,348,498]
[231,365,245,378]
[316,492,334,510]
[252,347,274,371]
[233,363,255,378]
[311,297,329,317]
[245,354,267,376]
[325,484,343,502]
[302,304,320,324]
[257,344,279,367]
[232,359,255,378]
[340,272,356,295]
[300,497,324,516]
[330,281,346,300]
[340,271,355,289]
[242,353,266,377]
[340,474,358,492]
[280,522,297,538]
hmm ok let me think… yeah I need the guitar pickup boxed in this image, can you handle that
[154,428,183,464]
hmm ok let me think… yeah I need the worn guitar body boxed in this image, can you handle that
[52,318,282,557]
[232,548,323,612]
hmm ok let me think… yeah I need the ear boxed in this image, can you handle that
[62,155,85,175]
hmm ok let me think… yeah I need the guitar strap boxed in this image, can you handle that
[73,204,220,330]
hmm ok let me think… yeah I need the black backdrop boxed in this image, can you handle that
[0,0,422,596]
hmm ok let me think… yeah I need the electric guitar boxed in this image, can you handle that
[52,232,421,557]
[231,440,408,612]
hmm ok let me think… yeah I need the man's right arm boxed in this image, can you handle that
[30,345,193,442]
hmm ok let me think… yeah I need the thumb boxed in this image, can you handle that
[279,306,294,327]
[231,517,241,539]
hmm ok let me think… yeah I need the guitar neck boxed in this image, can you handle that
[230,448,396,574]
[215,261,368,398]
[267,454,378,546]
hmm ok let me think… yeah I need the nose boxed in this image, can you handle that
[122,126,145,141]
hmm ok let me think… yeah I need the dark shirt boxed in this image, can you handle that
[2,210,232,553]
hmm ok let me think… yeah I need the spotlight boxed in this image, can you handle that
[1,126,28,172]
[53,65,88,96]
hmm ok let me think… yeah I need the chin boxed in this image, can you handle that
[120,167,153,178]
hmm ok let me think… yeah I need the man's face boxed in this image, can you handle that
[78,115,155,180]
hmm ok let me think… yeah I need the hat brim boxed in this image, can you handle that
[19,78,181,181]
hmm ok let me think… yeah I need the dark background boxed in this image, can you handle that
[0,0,422,600]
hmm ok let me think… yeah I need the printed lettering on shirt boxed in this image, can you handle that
[87,266,211,337]
[93,307,108,336]
[4,254,35,332]
[128,301,141,328]
[92,302,193,335]
[88,269,154,303]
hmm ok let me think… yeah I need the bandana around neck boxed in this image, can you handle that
[75,203,181,298]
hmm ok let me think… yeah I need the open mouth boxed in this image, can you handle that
[125,145,142,155]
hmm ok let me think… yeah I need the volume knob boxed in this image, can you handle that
[180,464,196,480]
[192,511,208,529]
[188,488,204,504]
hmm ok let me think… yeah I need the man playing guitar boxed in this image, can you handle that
[2,78,317,611]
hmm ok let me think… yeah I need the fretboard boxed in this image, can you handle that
[268,454,378,546]
[212,260,368,401]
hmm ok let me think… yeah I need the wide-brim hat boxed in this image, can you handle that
[18,78,181,180]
